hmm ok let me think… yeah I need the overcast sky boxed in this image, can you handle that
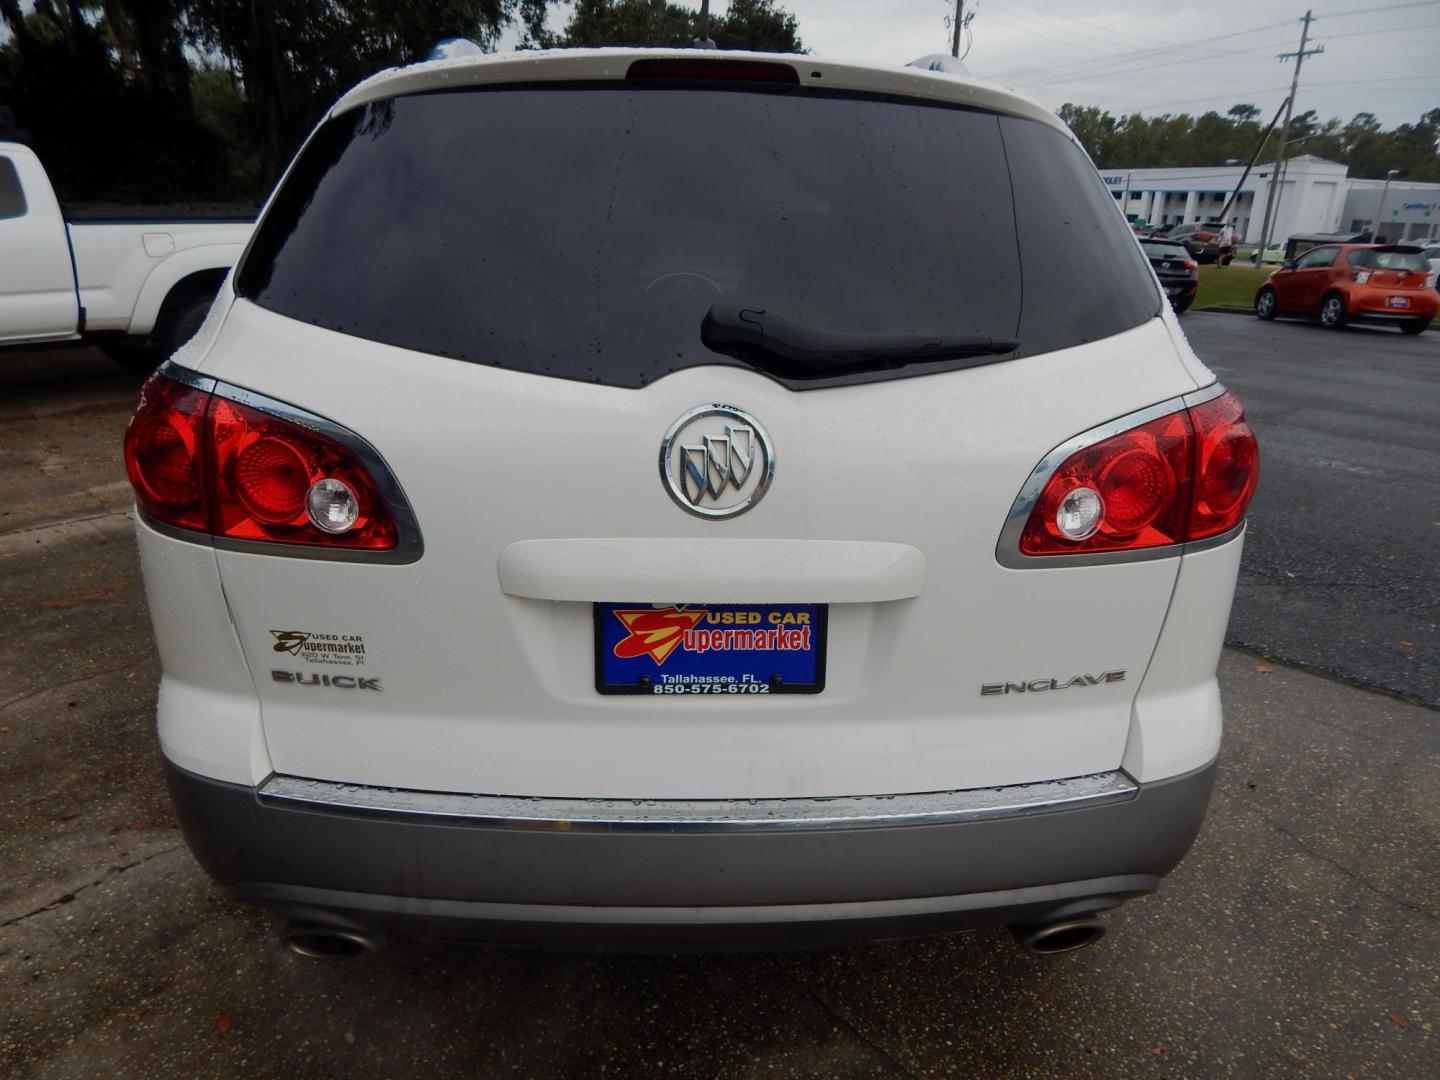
[528,0,1440,128]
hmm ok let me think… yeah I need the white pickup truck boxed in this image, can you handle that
[0,139,254,368]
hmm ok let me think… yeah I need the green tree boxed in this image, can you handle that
[711,0,802,51]
[1056,99,1440,183]
[0,2,229,200]
[183,1,548,189]
[553,0,803,51]
[1057,103,1118,163]
[554,0,693,46]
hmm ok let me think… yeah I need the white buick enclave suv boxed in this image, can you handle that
[125,49,1257,956]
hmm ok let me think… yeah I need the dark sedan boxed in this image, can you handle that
[1166,221,1235,265]
[1141,239,1199,314]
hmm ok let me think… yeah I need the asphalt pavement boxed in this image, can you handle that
[1,336,1437,1078]
[1183,312,1440,706]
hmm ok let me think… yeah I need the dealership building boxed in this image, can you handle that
[1102,156,1440,245]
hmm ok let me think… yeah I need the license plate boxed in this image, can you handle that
[1386,296,1410,309]
[594,603,826,695]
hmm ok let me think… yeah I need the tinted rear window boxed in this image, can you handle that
[1141,241,1187,259]
[1365,248,1430,271]
[238,85,1158,389]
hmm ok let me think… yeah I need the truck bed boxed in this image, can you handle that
[63,204,258,225]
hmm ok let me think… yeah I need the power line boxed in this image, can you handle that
[1128,86,1293,113]
[1010,35,1301,89]
[1124,74,1440,113]
[1017,25,1440,90]
[981,8,1438,90]
[1314,18,1440,35]
[1319,0,1440,18]
[981,18,1293,81]
[978,6,1137,58]
[983,0,1169,52]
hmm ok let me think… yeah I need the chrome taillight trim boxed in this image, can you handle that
[149,362,424,564]
[258,770,1139,833]
[994,381,1234,569]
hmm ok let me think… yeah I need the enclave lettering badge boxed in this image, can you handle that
[980,670,1127,696]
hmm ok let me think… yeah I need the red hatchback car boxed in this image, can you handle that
[1255,243,1437,334]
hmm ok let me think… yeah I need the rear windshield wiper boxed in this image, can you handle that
[701,304,1019,380]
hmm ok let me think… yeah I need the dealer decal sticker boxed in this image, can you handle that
[269,629,367,667]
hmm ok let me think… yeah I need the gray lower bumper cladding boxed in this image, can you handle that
[163,757,1217,949]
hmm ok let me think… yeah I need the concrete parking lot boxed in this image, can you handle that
[1,321,1437,1078]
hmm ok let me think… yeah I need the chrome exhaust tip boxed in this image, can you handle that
[1010,916,1107,955]
[282,924,377,959]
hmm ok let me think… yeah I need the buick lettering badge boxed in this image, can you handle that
[660,404,774,519]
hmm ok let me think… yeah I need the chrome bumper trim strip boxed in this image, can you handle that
[258,770,1139,833]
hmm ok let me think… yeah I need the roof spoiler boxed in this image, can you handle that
[907,54,972,77]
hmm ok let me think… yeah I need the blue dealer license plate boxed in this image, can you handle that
[595,603,827,695]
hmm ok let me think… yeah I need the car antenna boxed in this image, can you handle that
[693,0,717,48]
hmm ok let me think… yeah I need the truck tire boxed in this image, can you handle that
[103,293,214,372]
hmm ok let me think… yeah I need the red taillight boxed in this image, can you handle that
[1184,260,1198,270]
[1188,392,1258,539]
[124,376,209,531]
[1018,390,1257,558]
[124,373,399,552]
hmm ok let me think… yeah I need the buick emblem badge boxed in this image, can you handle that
[660,404,775,520]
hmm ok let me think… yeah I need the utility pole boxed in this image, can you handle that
[694,0,716,48]
[951,1,964,58]
[1217,97,1290,237]
[1255,10,1324,262]
[1374,168,1399,241]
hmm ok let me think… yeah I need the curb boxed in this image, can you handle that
[1192,304,1438,325]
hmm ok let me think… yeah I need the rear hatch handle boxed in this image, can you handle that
[499,539,925,604]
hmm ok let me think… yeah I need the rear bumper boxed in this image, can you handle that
[1351,292,1437,320]
[165,755,1217,949]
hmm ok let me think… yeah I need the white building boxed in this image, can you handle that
[1101,156,1440,245]
[1341,179,1439,243]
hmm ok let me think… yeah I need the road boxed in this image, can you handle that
[1,337,1437,1078]
[1183,312,1440,706]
